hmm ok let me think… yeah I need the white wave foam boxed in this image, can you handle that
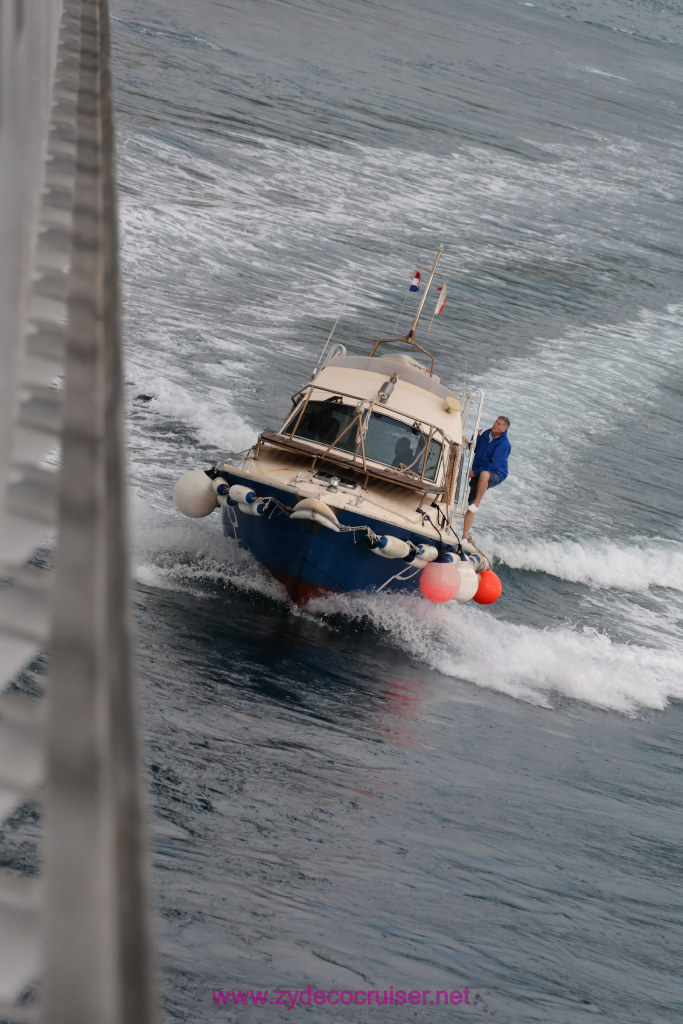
[129,493,285,601]
[130,372,256,454]
[129,486,681,715]
[308,591,683,714]
[116,126,682,699]
[484,533,683,593]
[468,303,683,535]
[573,65,628,81]
[117,125,682,497]
[117,128,676,333]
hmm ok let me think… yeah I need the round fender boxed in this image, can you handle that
[473,569,502,604]
[454,561,480,603]
[420,560,461,603]
[173,469,218,518]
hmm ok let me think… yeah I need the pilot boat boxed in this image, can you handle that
[173,249,501,606]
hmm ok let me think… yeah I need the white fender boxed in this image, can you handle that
[372,534,412,559]
[291,510,341,532]
[238,499,268,517]
[460,538,491,572]
[290,498,341,531]
[404,543,438,568]
[229,483,257,505]
[465,550,486,571]
[212,478,232,506]
[173,469,218,518]
[454,560,480,603]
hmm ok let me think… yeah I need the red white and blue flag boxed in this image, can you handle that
[435,284,447,315]
[409,271,421,292]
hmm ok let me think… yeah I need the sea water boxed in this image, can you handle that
[103,0,683,1019]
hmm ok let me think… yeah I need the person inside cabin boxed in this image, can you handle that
[297,408,319,441]
[298,407,340,446]
[319,413,340,445]
[462,416,511,542]
[392,436,414,468]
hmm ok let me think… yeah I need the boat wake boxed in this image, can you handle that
[132,491,682,716]
[131,497,286,602]
[305,590,683,715]
[481,532,683,593]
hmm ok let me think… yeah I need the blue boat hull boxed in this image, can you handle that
[219,476,451,604]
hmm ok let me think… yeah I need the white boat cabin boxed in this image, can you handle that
[255,350,466,506]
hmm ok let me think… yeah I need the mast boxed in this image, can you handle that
[408,246,443,339]
[367,246,444,371]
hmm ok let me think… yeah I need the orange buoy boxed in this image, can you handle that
[473,569,502,604]
[419,560,461,603]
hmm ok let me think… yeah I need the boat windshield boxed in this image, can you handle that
[284,400,358,452]
[284,400,443,482]
[365,412,442,481]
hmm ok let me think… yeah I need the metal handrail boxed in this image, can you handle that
[284,379,457,445]
[257,432,448,495]
[316,408,368,472]
[0,2,155,1021]
[368,335,435,375]
[281,387,450,489]
[455,387,484,517]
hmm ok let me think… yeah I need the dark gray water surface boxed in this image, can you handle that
[107,0,683,1019]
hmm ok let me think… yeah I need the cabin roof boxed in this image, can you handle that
[305,353,463,444]
[324,353,453,396]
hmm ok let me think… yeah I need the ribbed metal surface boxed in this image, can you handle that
[0,1,155,1020]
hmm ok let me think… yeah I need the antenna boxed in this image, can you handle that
[313,271,358,374]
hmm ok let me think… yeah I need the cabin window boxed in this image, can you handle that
[283,402,443,482]
[364,412,443,482]
[284,400,357,452]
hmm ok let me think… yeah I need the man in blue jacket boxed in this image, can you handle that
[462,416,511,542]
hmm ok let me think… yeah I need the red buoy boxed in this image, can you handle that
[473,569,502,604]
[419,560,461,603]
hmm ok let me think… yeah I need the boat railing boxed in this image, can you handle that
[256,431,448,496]
[0,3,155,1021]
[285,380,452,444]
[321,343,347,370]
[276,380,452,488]
[368,336,435,376]
[317,405,369,471]
[453,387,484,515]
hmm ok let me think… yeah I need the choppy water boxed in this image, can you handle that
[106,0,683,1019]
